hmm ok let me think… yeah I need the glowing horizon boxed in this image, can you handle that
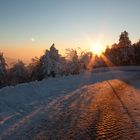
[0,0,140,63]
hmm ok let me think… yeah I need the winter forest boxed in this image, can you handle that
[0,31,140,88]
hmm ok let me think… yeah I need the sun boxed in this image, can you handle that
[91,41,105,56]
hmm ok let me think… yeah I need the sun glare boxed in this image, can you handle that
[91,41,105,56]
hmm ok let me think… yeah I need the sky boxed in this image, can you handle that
[0,0,140,63]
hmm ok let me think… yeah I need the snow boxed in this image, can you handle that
[0,66,140,139]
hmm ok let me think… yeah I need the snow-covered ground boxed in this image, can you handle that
[0,66,140,139]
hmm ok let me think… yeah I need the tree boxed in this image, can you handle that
[9,60,27,84]
[66,49,80,74]
[133,40,140,65]
[118,31,131,48]
[80,51,92,70]
[117,31,133,65]
[28,57,44,81]
[0,53,7,85]
[40,44,62,77]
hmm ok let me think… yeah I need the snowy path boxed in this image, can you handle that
[0,67,140,139]
[27,79,140,140]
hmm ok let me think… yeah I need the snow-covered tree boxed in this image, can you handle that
[40,44,63,77]
[9,60,27,84]
[0,53,7,85]
[56,56,68,76]
[80,51,92,70]
[66,49,80,74]
[28,57,44,81]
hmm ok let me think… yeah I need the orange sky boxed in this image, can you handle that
[0,33,139,65]
[0,41,90,64]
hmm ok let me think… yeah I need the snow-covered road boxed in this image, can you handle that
[28,79,140,140]
[0,67,140,140]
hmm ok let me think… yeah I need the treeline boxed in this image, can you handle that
[104,31,140,66]
[0,31,140,87]
[0,45,91,87]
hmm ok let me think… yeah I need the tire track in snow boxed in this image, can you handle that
[34,80,140,140]
[2,79,140,140]
[106,80,140,132]
[86,80,140,140]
